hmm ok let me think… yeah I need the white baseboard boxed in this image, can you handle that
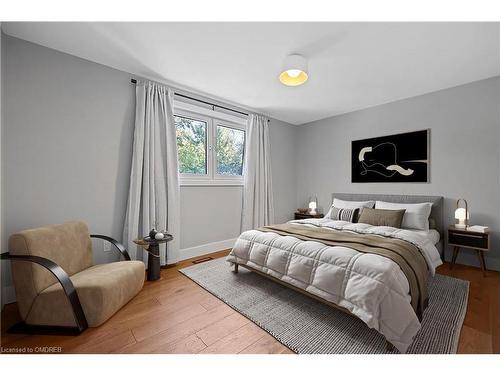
[175,238,236,262]
[1,285,16,306]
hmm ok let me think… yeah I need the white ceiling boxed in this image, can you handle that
[3,22,499,125]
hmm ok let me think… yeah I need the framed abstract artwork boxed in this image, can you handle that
[352,129,429,183]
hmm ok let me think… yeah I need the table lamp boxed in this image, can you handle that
[455,198,469,229]
[308,196,318,215]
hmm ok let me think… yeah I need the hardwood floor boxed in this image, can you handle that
[438,261,500,353]
[1,249,499,354]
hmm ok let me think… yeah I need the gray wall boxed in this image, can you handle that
[0,35,298,302]
[2,34,135,267]
[180,186,243,249]
[296,77,500,269]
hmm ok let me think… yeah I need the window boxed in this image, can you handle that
[175,116,207,175]
[175,106,246,185]
[216,124,245,176]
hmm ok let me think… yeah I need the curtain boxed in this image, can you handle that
[123,80,180,266]
[241,114,274,231]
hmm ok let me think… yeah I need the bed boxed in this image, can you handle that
[226,193,444,353]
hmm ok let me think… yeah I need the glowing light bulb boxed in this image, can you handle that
[286,69,302,78]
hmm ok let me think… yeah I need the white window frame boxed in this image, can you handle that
[174,101,247,186]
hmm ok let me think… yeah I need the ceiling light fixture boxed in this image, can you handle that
[279,54,308,87]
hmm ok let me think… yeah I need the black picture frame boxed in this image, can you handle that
[352,129,429,183]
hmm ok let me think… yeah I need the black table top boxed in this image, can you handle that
[140,233,174,245]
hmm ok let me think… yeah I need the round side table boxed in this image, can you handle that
[134,234,173,281]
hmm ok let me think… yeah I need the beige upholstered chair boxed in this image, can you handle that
[4,221,145,334]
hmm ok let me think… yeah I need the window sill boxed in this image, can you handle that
[180,179,244,187]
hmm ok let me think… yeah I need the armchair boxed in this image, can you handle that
[1,221,145,335]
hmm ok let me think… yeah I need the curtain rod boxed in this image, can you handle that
[131,78,255,118]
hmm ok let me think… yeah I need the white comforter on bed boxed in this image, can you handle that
[226,218,443,353]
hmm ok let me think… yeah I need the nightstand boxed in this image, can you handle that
[448,225,490,275]
[294,212,324,220]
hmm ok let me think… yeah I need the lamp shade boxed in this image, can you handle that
[279,54,309,86]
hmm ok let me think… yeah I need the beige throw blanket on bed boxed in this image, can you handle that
[260,223,429,320]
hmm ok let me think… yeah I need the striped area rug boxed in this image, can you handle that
[180,258,469,354]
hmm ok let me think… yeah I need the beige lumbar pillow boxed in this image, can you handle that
[357,207,406,229]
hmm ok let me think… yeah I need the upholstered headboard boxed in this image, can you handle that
[331,193,444,238]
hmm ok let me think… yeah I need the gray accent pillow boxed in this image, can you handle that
[325,199,375,219]
[330,206,359,223]
[358,208,406,229]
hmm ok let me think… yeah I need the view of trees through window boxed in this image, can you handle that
[175,114,245,179]
[175,116,207,174]
[216,125,245,176]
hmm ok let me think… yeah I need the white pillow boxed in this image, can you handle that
[375,201,432,231]
[325,198,375,219]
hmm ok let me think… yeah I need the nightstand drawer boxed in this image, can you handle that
[449,231,488,250]
[294,213,324,220]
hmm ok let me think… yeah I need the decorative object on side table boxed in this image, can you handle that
[134,229,173,281]
[295,196,323,219]
[448,225,490,276]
